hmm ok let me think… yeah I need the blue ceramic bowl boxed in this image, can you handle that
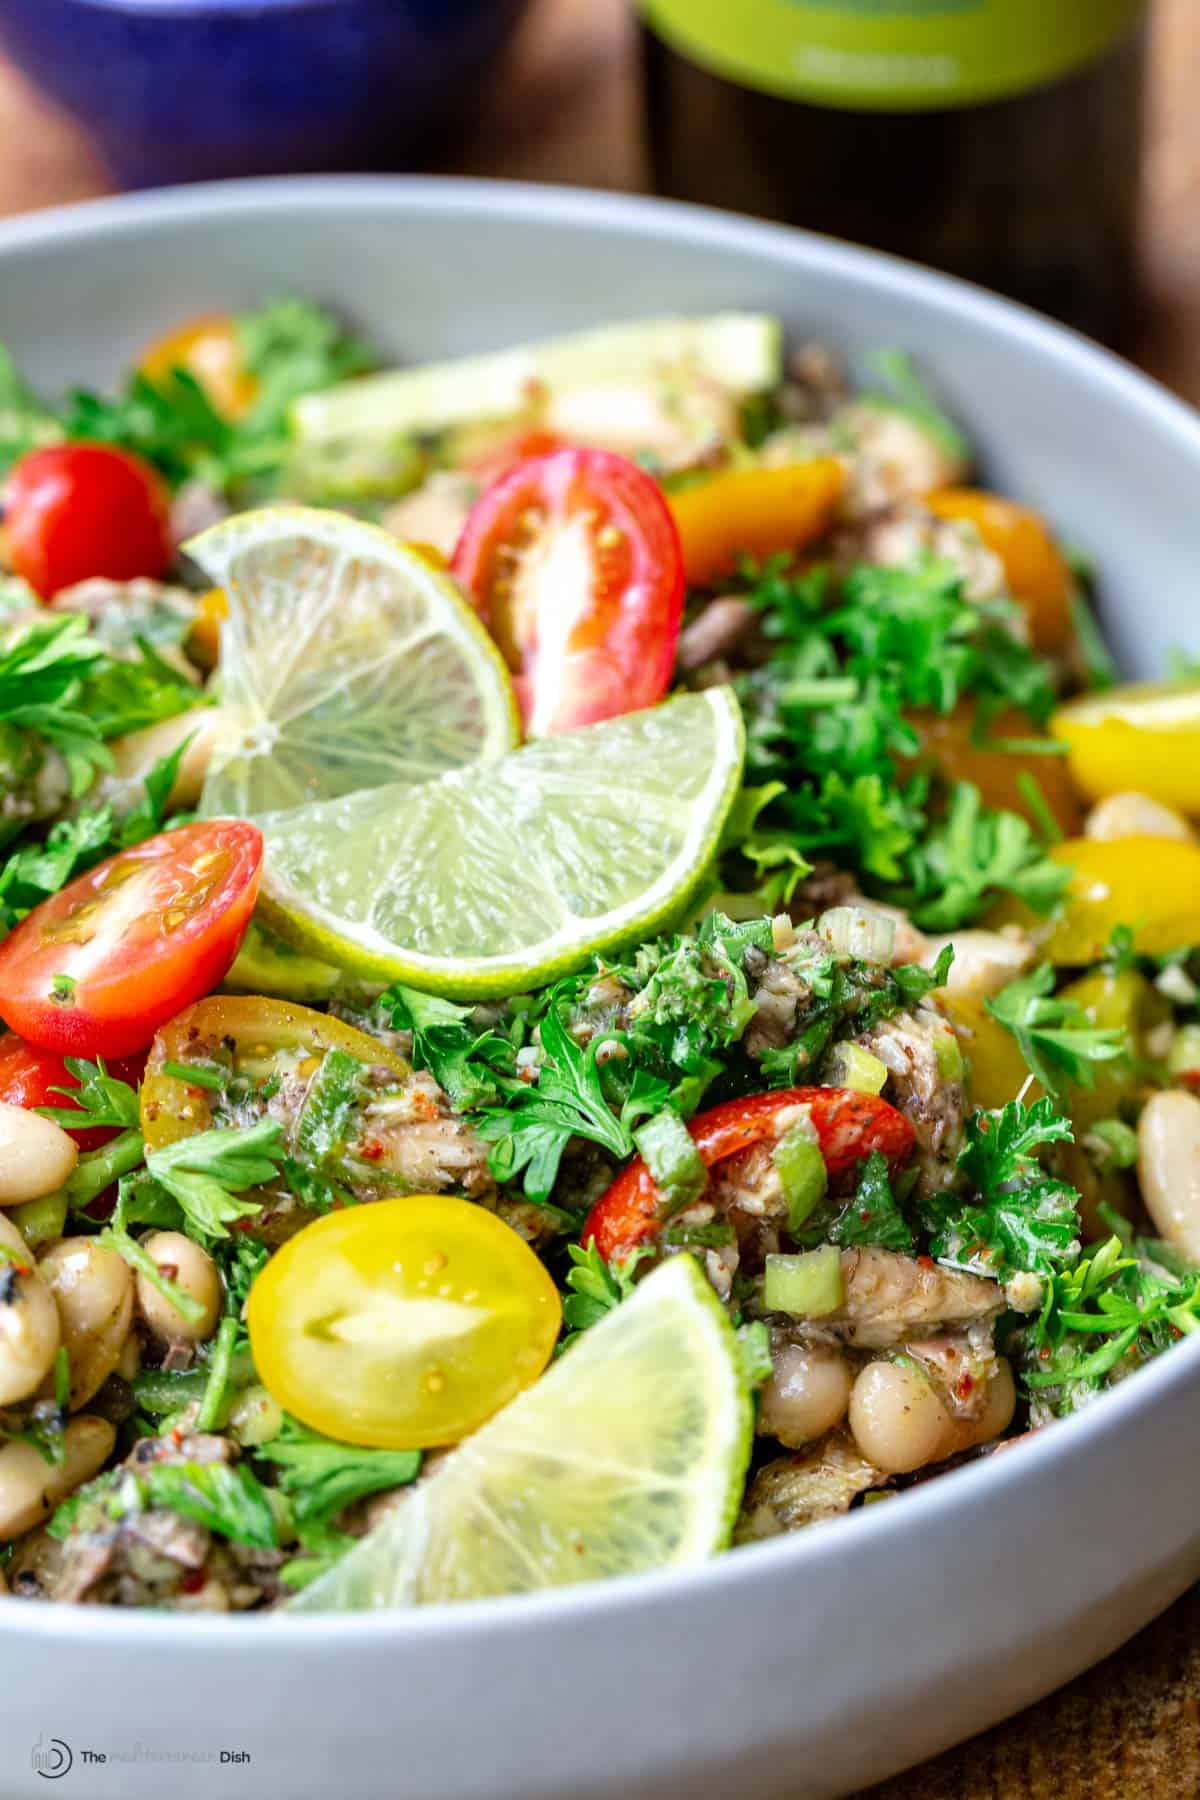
[0,0,528,188]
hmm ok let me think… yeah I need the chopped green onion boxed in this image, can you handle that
[772,1119,828,1233]
[1167,1024,1200,1082]
[1015,771,1065,847]
[10,1189,67,1248]
[817,906,896,964]
[1082,1117,1139,1171]
[827,1043,888,1096]
[634,1109,706,1214]
[934,1029,966,1084]
[161,1059,227,1092]
[763,1245,845,1318]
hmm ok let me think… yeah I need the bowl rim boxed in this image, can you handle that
[2,172,1199,1649]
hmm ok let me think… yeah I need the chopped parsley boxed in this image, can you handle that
[923,1097,1080,1282]
[733,558,1068,928]
[37,297,374,497]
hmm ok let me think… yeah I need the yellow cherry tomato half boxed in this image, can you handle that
[141,994,409,1152]
[990,835,1200,965]
[926,488,1074,654]
[1054,967,1167,1133]
[247,1196,562,1449]
[1050,680,1200,814]
[139,314,257,421]
[667,458,844,587]
[938,991,1041,1112]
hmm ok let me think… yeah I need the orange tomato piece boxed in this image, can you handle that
[904,701,1083,837]
[184,586,228,671]
[668,458,844,588]
[990,835,1200,965]
[139,314,257,421]
[927,488,1074,654]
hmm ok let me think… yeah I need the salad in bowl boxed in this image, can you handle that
[0,298,1196,1616]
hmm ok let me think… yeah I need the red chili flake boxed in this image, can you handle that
[955,1370,976,1401]
[359,1139,386,1163]
[1039,1347,1051,1361]
[180,1569,207,1594]
[917,1255,935,1270]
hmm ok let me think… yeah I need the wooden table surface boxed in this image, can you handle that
[2,2,1199,1794]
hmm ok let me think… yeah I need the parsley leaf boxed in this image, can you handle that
[256,1416,420,1524]
[923,1098,1080,1281]
[897,784,1071,931]
[42,1055,140,1130]
[145,1118,283,1240]
[133,1461,278,1549]
[985,964,1128,1094]
[380,984,510,1112]
[560,1241,650,1344]
[830,1151,914,1252]
[477,996,634,1207]
[1016,1235,1200,1416]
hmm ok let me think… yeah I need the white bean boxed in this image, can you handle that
[135,1232,221,1345]
[848,1356,1015,1474]
[757,1344,852,1448]
[105,706,227,812]
[0,1416,115,1541]
[0,1213,61,1406]
[0,1103,77,1206]
[38,1238,133,1410]
[1138,1089,1200,1262]
[1085,791,1194,844]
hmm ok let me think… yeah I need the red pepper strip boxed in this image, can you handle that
[581,1086,916,1262]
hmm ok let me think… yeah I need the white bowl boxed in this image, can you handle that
[2,177,1199,1800]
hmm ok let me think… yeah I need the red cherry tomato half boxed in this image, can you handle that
[451,448,684,737]
[0,1035,146,1149]
[582,1087,916,1263]
[0,820,262,1058]
[5,443,172,600]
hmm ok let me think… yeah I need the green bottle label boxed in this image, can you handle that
[640,0,1146,111]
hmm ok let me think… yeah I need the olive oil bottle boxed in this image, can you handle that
[640,0,1148,344]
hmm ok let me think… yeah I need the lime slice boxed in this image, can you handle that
[185,506,520,819]
[255,686,744,996]
[289,1254,752,1611]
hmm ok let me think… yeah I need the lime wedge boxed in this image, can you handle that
[185,506,520,819]
[255,686,744,996]
[290,1254,752,1611]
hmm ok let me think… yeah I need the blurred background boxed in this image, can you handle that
[0,0,1195,393]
